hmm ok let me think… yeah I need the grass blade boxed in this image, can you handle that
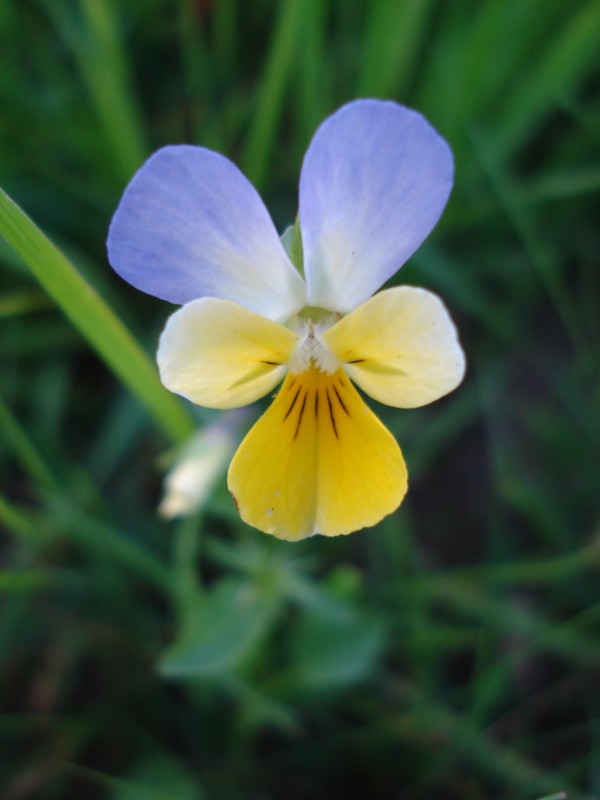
[241,0,305,188]
[0,186,194,443]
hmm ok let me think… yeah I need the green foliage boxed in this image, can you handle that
[158,578,279,679]
[0,188,193,444]
[287,607,387,691]
[1,0,599,798]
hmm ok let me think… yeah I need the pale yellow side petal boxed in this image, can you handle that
[157,298,297,409]
[227,369,407,541]
[322,286,465,408]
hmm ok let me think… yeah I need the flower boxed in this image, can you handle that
[107,99,465,541]
[158,413,241,519]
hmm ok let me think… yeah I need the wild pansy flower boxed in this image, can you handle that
[107,100,465,541]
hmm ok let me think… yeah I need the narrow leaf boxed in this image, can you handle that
[0,187,194,443]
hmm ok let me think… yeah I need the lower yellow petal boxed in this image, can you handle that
[227,368,407,540]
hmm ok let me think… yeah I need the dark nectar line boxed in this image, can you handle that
[325,388,338,439]
[333,385,349,416]
[293,392,308,440]
[284,386,301,421]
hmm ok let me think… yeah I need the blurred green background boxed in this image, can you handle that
[1,0,600,798]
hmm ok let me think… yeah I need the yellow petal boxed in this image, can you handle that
[227,368,407,540]
[157,298,298,409]
[322,286,465,408]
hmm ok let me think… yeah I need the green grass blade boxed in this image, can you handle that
[0,289,50,319]
[393,680,585,800]
[518,164,600,205]
[356,0,432,98]
[0,568,59,593]
[490,1,600,160]
[8,490,173,592]
[0,391,59,489]
[0,493,38,540]
[293,0,328,143]
[43,0,148,183]
[46,499,173,593]
[241,0,305,188]
[468,127,590,377]
[0,187,194,443]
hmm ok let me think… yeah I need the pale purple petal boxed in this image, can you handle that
[108,146,306,321]
[299,100,453,312]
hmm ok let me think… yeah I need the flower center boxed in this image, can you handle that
[287,310,340,375]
